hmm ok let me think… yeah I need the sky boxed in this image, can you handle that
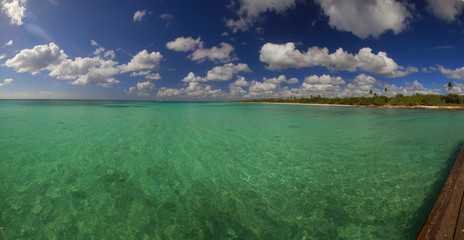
[0,0,464,101]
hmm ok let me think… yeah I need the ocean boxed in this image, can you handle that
[1,100,463,239]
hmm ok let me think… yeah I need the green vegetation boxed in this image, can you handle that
[448,82,454,92]
[238,93,464,107]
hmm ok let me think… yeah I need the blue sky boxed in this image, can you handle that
[0,0,464,100]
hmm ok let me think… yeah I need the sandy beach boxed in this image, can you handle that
[240,102,464,110]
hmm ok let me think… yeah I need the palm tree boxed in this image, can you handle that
[447,82,453,92]
[384,88,388,96]
[369,89,373,95]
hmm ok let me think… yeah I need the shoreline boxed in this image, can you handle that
[238,102,464,110]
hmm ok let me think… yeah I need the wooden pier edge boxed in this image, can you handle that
[417,145,464,240]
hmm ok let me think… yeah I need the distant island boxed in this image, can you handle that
[234,93,464,110]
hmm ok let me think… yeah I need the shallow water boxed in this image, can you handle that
[1,100,463,239]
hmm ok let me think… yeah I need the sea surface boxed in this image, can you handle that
[1,100,463,239]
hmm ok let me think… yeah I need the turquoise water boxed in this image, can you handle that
[1,100,463,239]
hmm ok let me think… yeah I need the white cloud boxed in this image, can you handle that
[0,78,13,87]
[145,73,162,80]
[130,70,150,77]
[339,74,378,97]
[0,53,6,60]
[1,0,27,25]
[303,74,345,85]
[137,81,154,91]
[50,57,120,87]
[426,0,464,22]
[4,40,13,46]
[189,42,236,63]
[126,86,136,95]
[228,76,250,97]
[263,75,298,84]
[314,0,411,39]
[259,42,417,77]
[182,63,251,82]
[136,81,155,96]
[383,80,442,96]
[237,74,300,99]
[233,76,249,87]
[5,42,163,87]
[5,42,68,74]
[129,71,162,80]
[167,36,236,63]
[133,9,147,22]
[120,50,163,73]
[446,82,464,94]
[91,40,115,59]
[438,65,464,80]
[156,73,444,100]
[226,0,296,32]
[166,37,202,52]
[205,63,251,81]
[421,67,431,73]
[182,72,207,83]
[158,82,226,99]
[299,74,346,97]
[159,13,173,21]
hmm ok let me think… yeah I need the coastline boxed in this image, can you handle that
[238,102,464,110]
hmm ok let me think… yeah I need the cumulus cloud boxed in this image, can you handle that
[228,76,253,98]
[5,42,163,87]
[426,0,464,22]
[263,75,298,84]
[135,81,155,96]
[133,9,147,22]
[437,65,464,80]
[225,0,296,32]
[189,42,236,63]
[182,72,206,83]
[5,42,68,74]
[304,74,345,85]
[120,50,163,73]
[298,74,346,97]
[167,37,236,63]
[182,63,251,82]
[229,75,300,99]
[126,86,136,95]
[383,80,442,96]
[91,40,115,59]
[1,0,27,25]
[204,63,251,81]
[145,73,162,80]
[259,42,417,77]
[339,74,379,97]
[314,0,411,39]
[0,53,6,60]
[49,57,120,86]
[4,40,13,46]
[157,73,444,100]
[445,82,464,94]
[158,82,226,99]
[166,37,202,52]
[0,78,13,87]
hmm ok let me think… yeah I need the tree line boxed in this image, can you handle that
[239,94,464,106]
